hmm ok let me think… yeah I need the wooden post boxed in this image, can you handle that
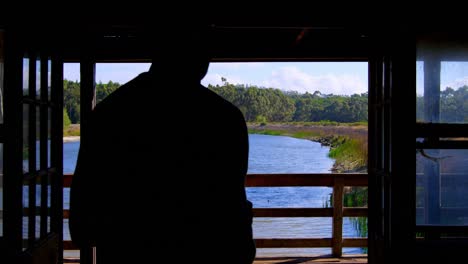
[51,55,64,263]
[332,176,344,257]
[79,53,96,264]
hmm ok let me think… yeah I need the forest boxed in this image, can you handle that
[416,86,468,122]
[63,80,369,124]
[64,79,468,125]
[63,79,122,124]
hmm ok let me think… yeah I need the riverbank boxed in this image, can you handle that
[63,136,80,142]
[247,122,368,173]
[62,122,367,172]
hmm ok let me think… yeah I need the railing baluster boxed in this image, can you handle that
[333,176,344,257]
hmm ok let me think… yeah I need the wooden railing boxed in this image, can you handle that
[62,173,368,257]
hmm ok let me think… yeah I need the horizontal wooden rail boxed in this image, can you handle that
[246,173,368,187]
[63,173,369,188]
[63,238,367,251]
[22,208,369,220]
[60,207,367,219]
[254,208,333,217]
[64,241,77,250]
[62,173,369,257]
[342,238,368,247]
[256,238,332,248]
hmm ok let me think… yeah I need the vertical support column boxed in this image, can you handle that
[79,55,96,264]
[80,57,96,140]
[388,32,416,262]
[332,176,344,257]
[3,29,25,260]
[423,57,441,227]
[51,55,64,263]
[39,56,48,238]
[27,53,37,246]
[368,55,386,263]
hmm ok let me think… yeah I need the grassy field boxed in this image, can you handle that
[63,124,80,137]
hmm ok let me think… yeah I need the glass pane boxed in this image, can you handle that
[23,58,29,96]
[36,106,41,171]
[22,183,29,249]
[48,108,51,168]
[416,61,424,122]
[0,30,4,124]
[35,179,41,239]
[47,175,51,234]
[0,143,3,237]
[416,149,468,225]
[439,62,468,123]
[416,52,468,123]
[48,59,51,101]
[36,59,41,100]
[23,104,29,173]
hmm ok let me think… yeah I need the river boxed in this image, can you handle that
[62,134,366,257]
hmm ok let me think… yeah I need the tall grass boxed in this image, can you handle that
[328,137,368,171]
[248,122,368,172]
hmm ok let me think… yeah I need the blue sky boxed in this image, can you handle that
[64,62,369,96]
[416,61,468,95]
[24,59,468,96]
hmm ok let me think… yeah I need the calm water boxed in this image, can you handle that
[61,134,365,256]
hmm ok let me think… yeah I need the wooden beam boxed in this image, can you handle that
[416,123,468,138]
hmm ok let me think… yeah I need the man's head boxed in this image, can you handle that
[148,26,212,82]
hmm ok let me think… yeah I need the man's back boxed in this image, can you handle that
[70,72,255,263]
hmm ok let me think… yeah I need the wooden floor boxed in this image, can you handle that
[253,255,367,264]
[64,255,367,264]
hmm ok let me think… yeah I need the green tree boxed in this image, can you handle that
[63,108,71,128]
[63,80,81,124]
[63,79,121,124]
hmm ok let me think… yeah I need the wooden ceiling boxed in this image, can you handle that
[5,9,468,61]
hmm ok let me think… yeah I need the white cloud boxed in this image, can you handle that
[262,66,367,95]
[202,73,244,86]
[442,76,468,90]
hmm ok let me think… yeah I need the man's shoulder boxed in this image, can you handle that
[93,72,150,111]
[197,87,247,126]
[199,86,241,112]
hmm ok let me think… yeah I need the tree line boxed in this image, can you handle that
[417,86,468,122]
[64,80,121,124]
[64,79,369,124]
[208,83,368,123]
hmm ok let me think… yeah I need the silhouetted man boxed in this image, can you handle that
[69,28,256,263]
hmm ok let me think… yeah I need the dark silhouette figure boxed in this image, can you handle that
[69,29,256,263]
